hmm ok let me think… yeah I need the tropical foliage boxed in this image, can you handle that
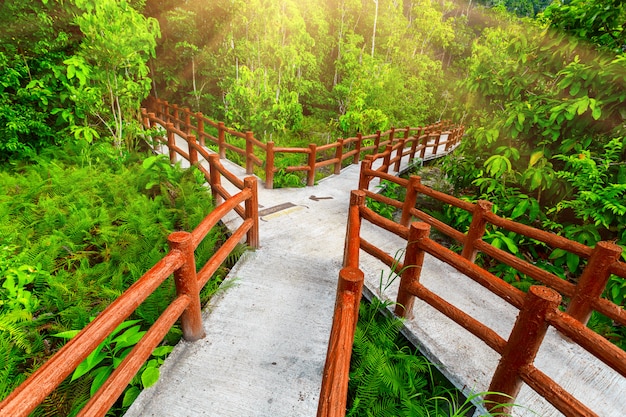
[0,0,159,160]
[348,298,500,416]
[147,0,467,138]
[0,142,220,414]
[439,1,626,346]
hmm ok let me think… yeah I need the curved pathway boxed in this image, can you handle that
[125,138,625,417]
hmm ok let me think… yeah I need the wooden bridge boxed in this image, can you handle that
[1,100,625,417]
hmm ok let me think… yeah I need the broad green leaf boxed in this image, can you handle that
[152,346,174,357]
[67,64,76,80]
[123,386,141,408]
[72,346,108,381]
[592,105,602,120]
[511,199,529,219]
[141,366,160,388]
[90,365,113,396]
[566,252,580,273]
[529,151,543,167]
[53,330,81,339]
[530,170,543,190]
[500,235,519,254]
[112,325,145,352]
[549,248,567,260]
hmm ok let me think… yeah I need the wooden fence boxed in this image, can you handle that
[0,155,259,417]
[143,96,463,189]
[318,155,626,417]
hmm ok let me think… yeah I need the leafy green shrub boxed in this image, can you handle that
[0,141,220,414]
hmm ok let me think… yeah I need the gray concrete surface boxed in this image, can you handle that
[125,137,625,417]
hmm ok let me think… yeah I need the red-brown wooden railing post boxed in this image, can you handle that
[218,122,226,158]
[163,100,170,123]
[166,123,176,164]
[184,108,191,135]
[196,112,205,146]
[307,143,317,186]
[358,158,373,191]
[394,137,405,172]
[147,112,156,130]
[395,222,430,319]
[566,241,622,325]
[400,176,421,227]
[334,139,344,175]
[486,286,561,414]
[461,200,493,262]
[432,132,441,156]
[374,130,381,153]
[172,104,179,130]
[409,127,422,162]
[317,266,364,417]
[444,130,454,151]
[245,131,255,175]
[147,112,158,149]
[389,127,395,144]
[167,231,205,342]
[343,190,365,268]
[418,134,428,160]
[244,177,259,249]
[382,144,392,173]
[354,133,362,164]
[208,154,223,205]
[140,108,148,129]
[265,141,275,189]
[188,135,198,166]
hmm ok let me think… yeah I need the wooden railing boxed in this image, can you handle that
[318,166,626,417]
[0,153,259,417]
[143,96,463,189]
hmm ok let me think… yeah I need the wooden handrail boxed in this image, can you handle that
[319,164,626,417]
[143,98,463,189]
[0,156,259,417]
[317,267,364,417]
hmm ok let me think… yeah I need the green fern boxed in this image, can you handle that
[348,298,470,417]
[0,140,224,412]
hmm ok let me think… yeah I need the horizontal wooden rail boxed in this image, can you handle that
[143,97,463,189]
[0,251,184,416]
[317,267,364,417]
[142,109,259,248]
[356,165,626,326]
[320,166,626,417]
[0,162,260,417]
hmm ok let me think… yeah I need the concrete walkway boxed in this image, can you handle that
[125,139,625,417]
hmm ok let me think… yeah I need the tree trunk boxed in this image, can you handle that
[371,0,378,57]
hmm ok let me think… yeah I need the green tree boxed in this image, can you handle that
[0,1,79,159]
[541,0,626,52]
[70,0,160,148]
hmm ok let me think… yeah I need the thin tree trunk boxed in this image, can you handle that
[371,0,378,57]
[192,56,200,109]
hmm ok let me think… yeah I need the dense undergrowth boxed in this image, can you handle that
[0,141,222,415]
[348,298,503,417]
